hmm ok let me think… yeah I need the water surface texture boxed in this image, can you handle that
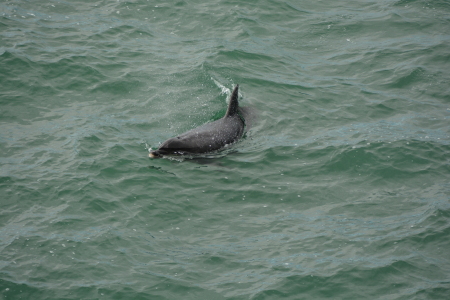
[1,0,449,299]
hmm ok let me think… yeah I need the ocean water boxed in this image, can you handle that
[1,0,449,299]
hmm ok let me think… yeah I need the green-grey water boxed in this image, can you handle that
[1,0,449,299]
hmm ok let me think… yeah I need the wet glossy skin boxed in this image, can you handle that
[149,85,244,158]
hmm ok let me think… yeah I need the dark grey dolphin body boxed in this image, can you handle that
[149,85,244,158]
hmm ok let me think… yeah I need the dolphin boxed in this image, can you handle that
[149,85,245,158]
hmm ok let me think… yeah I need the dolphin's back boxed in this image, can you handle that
[159,114,244,154]
[150,85,244,157]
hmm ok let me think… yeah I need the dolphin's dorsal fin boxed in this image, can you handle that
[225,84,239,117]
